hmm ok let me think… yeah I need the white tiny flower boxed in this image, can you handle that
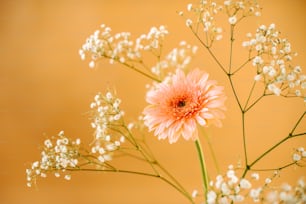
[240,178,252,189]
[75,138,81,145]
[191,189,198,198]
[98,155,105,162]
[255,11,261,17]
[105,135,111,141]
[295,90,301,96]
[114,141,121,146]
[44,139,52,148]
[98,147,105,154]
[293,153,301,161]
[64,174,71,180]
[89,61,95,68]
[228,16,237,25]
[254,74,262,81]
[187,3,193,11]
[216,35,223,41]
[40,173,47,178]
[242,41,249,47]
[265,178,272,184]
[54,172,60,177]
[251,173,259,180]
[224,0,231,6]
[186,19,193,27]
[207,190,217,204]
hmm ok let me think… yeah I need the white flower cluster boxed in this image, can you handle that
[79,24,168,69]
[89,92,126,163]
[242,24,306,99]
[181,1,223,44]
[266,178,306,204]
[181,0,261,45]
[206,165,256,203]
[151,41,198,76]
[26,131,81,187]
[224,0,261,25]
[292,147,306,162]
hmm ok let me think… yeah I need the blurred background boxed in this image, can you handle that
[0,0,305,203]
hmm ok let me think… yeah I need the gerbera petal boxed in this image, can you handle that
[143,68,226,144]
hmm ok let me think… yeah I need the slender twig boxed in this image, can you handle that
[243,81,257,111]
[66,167,194,203]
[242,111,306,177]
[290,111,305,134]
[200,128,220,173]
[232,56,255,75]
[228,75,243,112]
[242,113,248,166]
[190,28,228,75]
[229,25,235,74]
[155,161,194,203]
[250,161,298,172]
[244,93,265,113]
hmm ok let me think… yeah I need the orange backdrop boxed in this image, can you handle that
[0,0,305,203]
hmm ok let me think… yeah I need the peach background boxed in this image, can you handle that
[0,0,305,204]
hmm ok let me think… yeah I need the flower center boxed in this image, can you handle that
[177,100,186,107]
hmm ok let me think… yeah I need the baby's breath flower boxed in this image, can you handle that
[80,24,168,69]
[26,131,82,187]
[228,16,237,25]
[242,24,306,100]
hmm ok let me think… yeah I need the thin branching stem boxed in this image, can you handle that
[190,27,228,75]
[66,167,194,203]
[250,161,298,172]
[242,111,306,177]
[242,113,248,166]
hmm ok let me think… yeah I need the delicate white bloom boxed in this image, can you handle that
[293,153,301,161]
[228,16,237,25]
[254,74,262,81]
[268,84,281,96]
[187,3,193,11]
[240,179,252,189]
[192,189,198,198]
[186,19,193,27]
[265,178,272,184]
[251,173,260,180]
[64,174,71,180]
[207,190,217,204]
[89,61,95,68]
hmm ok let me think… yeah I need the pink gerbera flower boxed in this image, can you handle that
[143,69,226,144]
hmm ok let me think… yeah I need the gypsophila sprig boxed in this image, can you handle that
[180,0,223,47]
[151,41,198,77]
[242,24,306,99]
[26,131,82,187]
[27,1,305,203]
[79,24,169,81]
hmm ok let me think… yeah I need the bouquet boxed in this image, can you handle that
[26,0,306,203]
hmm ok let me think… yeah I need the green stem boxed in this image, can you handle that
[66,167,193,202]
[242,111,305,177]
[229,25,234,74]
[155,161,194,203]
[195,139,209,199]
[200,128,220,173]
[190,28,228,75]
[242,113,248,166]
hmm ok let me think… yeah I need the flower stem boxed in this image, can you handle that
[200,128,220,173]
[195,139,209,198]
